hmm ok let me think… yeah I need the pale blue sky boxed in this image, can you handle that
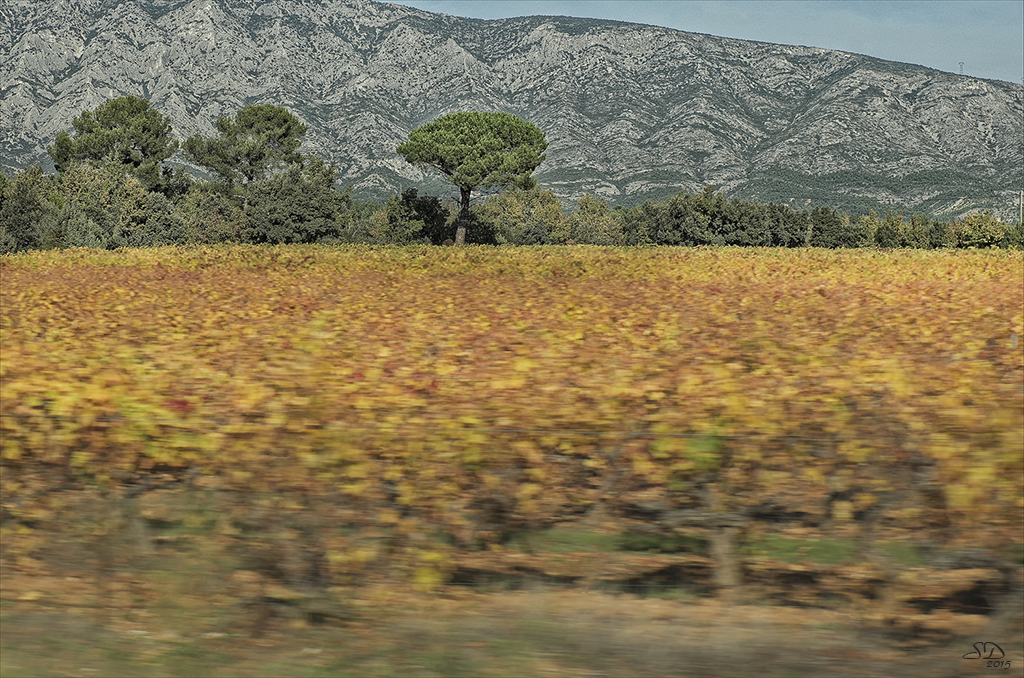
[389,0,1024,84]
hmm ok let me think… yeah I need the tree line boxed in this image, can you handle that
[1,96,1021,254]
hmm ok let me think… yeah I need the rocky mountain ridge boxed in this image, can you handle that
[2,0,1022,219]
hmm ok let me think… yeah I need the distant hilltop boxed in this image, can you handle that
[3,0,1022,219]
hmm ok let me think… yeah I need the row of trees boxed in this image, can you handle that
[450,185,1021,249]
[1,96,1021,253]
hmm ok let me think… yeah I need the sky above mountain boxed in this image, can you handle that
[390,0,1024,85]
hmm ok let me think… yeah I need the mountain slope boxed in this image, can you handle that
[3,0,1022,219]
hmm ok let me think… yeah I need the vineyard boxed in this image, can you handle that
[1,244,1022,672]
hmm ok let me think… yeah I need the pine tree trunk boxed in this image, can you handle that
[455,187,471,245]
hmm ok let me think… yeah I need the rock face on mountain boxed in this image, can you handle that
[3,0,1022,218]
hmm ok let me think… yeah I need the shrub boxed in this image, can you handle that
[764,203,810,247]
[943,211,1007,248]
[563,193,622,245]
[808,206,860,248]
[0,166,55,253]
[241,155,344,245]
[721,200,773,247]
[180,187,244,244]
[1002,220,1023,249]
[36,162,185,249]
[478,187,565,245]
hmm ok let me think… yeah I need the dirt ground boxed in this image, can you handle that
[1,493,1020,677]
[2,569,1021,678]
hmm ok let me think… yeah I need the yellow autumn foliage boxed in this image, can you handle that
[1,245,1021,581]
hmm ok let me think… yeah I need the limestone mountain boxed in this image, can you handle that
[3,0,1022,219]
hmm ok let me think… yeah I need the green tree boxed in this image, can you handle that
[764,203,810,247]
[856,211,881,247]
[391,189,450,245]
[359,191,432,245]
[943,210,1007,248]
[1003,220,1023,249]
[807,205,859,248]
[47,96,178,193]
[332,196,383,244]
[874,211,904,248]
[179,185,244,245]
[922,216,949,250]
[563,193,621,245]
[722,198,772,247]
[0,167,56,253]
[241,154,343,244]
[617,202,654,246]
[643,192,719,246]
[478,187,565,245]
[183,105,307,187]
[904,214,933,249]
[397,111,547,245]
[39,161,185,249]
[352,188,452,245]
[695,186,729,240]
